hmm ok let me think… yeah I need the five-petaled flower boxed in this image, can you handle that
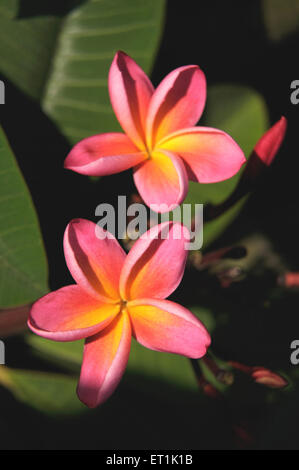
[28,219,211,408]
[64,51,246,212]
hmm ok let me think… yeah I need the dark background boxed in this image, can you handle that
[1,0,299,450]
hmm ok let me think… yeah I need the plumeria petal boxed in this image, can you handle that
[146,65,206,149]
[64,133,146,176]
[28,285,120,341]
[120,221,190,301]
[133,150,188,211]
[77,311,131,408]
[253,116,287,166]
[64,219,125,302]
[159,127,246,183]
[108,51,154,150]
[128,298,210,358]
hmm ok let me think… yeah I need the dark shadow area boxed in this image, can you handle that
[0,352,242,450]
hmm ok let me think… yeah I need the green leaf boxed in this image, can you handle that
[0,127,48,307]
[0,366,85,415]
[263,0,299,42]
[0,0,166,144]
[28,336,84,373]
[185,84,268,247]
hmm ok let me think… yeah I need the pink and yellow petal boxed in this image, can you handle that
[146,65,206,149]
[28,285,120,341]
[77,311,131,408]
[128,298,210,358]
[108,51,154,150]
[64,133,146,176]
[133,150,188,211]
[119,221,190,301]
[64,219,125,302]
[159,127,246,183]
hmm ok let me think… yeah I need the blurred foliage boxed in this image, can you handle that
[0,0,165,144]
[0,0,299,451]
[0,366,84,415]
[263,0,299,42]
[186,84,268,247]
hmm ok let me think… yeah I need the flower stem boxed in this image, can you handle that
[190,358,203,387]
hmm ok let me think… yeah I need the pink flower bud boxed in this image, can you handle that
[229,361,288,389]
[251,367,288,389]
[244,116,287,182]
[279,272,299,288]
[205,117,287,221]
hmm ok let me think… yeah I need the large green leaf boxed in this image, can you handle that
[0,127,48,307]
[0,0,166,144]
[185,84,269,248]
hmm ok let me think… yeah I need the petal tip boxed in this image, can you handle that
[114,49,128,60]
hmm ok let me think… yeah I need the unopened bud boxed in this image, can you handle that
[251,367,288,389]
[229,361,288,389]
[236,116,287,193]
[205,117,287,221]
[252,116,287,166]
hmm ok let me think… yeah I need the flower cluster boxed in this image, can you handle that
[28,51,281,408]
[29,220,210,407]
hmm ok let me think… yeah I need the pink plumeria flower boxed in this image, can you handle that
[28,219,210,408]
[65,51,246,212]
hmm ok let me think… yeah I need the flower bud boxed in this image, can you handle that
[244,116,287,182]
[205,117,287,221]
[278,272,299,288]
[229,361,288,389]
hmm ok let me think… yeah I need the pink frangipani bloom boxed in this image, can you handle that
[64,51,246,212]
[28,219,210,408]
